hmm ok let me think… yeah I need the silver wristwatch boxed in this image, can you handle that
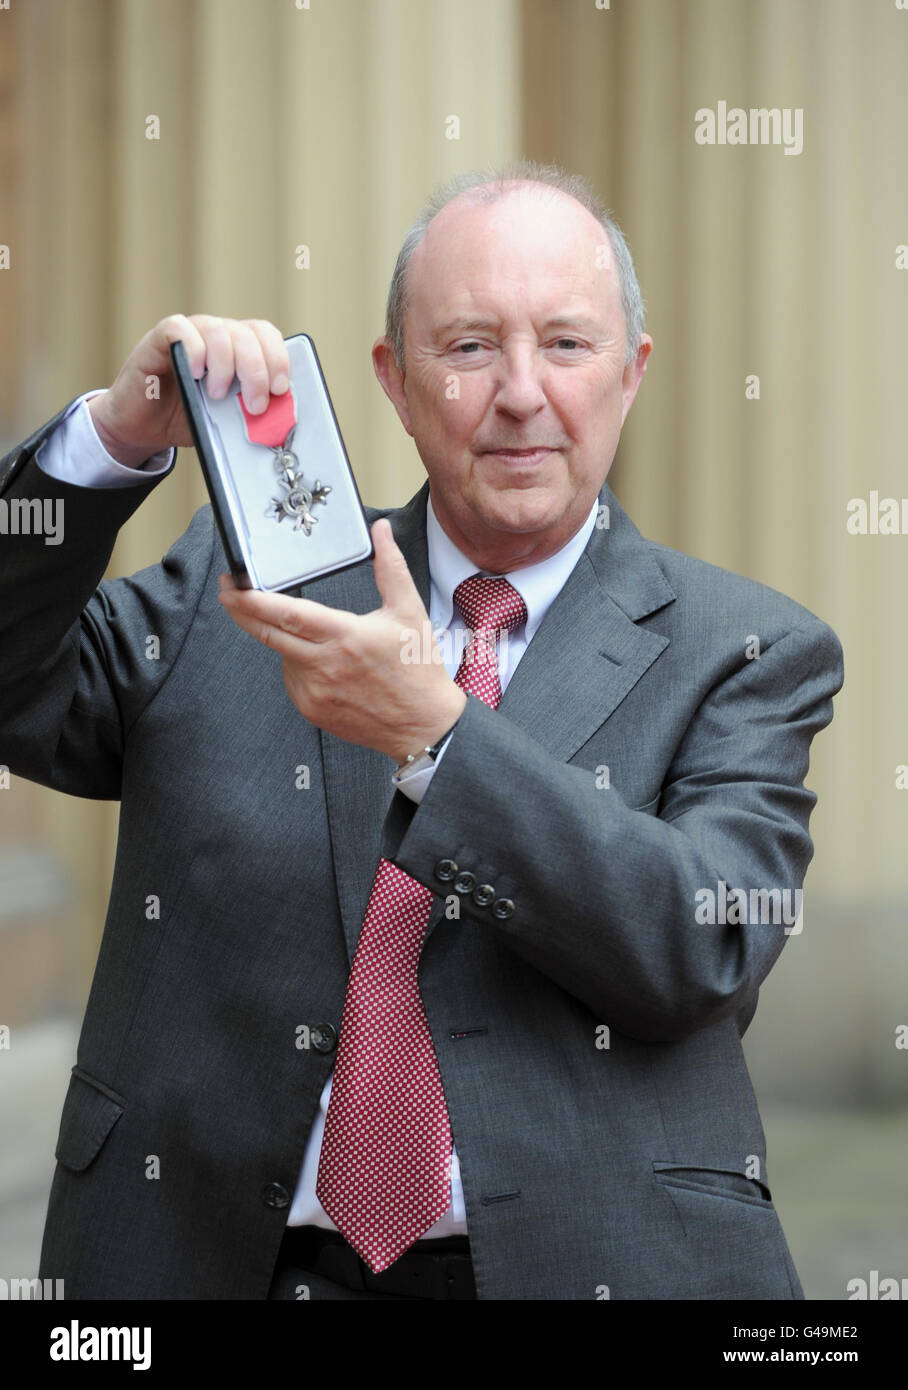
[392,718,462,781]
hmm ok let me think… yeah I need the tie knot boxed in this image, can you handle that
[453,574,527,638]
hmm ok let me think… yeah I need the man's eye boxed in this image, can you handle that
[455,341,483,354]
[554,338,582,350]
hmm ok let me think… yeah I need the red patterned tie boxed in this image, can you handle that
[315,575,528,1272]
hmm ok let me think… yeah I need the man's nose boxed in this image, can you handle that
[492,345,548,416]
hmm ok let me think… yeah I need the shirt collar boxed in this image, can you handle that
[426,491,601,642]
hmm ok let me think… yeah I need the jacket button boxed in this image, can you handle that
[310,1023,338,1054]
[261,1182,290,1209]
[492,898,515,920]
[454,870,476,894]
[435,858,458,882]
[473,883,495,907]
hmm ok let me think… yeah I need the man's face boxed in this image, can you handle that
[373,183,652,570]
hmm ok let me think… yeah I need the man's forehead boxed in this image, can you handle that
[418,184,607,265]
[432,180,602,236]
[407,185,617,317]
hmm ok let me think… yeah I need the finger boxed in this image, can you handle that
[230,322,273,414]
[154,314,208,379]
[245,320,291,395]
[190,315,237,400]
[218,587,351,643]
[218,599,322,660]
[371,517,423,615]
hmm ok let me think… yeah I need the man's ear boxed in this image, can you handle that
[619,333,653,427]
[372,337,414,437]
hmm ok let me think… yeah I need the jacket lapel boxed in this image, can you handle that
[319,479,676,963]
[497,482,675,759]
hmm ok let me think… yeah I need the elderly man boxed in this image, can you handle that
[0,162,842,1300]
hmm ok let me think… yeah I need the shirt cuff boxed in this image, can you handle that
[35,389,176,487]
[392,733,453,806]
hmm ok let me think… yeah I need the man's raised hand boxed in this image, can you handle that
[88,314,290,467]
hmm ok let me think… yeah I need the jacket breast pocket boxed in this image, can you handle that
[652,1161,772,1206]
[54,1066,127,1173]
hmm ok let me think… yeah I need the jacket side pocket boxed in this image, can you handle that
[54,1066,127,1173]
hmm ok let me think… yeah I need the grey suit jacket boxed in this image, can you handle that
[0,398,844,1299]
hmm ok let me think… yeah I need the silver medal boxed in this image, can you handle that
[264,427,332,535]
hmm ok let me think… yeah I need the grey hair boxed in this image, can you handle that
[384,160,646,369]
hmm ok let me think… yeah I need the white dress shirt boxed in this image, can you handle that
[36,390,175,486]
[35,388,600,1238]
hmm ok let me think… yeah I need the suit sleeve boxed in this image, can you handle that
[382,620,844,1043]
[0,403,213,799]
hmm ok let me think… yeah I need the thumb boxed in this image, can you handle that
[371,517,424,616]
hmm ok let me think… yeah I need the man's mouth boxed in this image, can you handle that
[481,447,556,464]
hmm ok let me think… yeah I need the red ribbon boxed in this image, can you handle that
[236,388,296,449]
